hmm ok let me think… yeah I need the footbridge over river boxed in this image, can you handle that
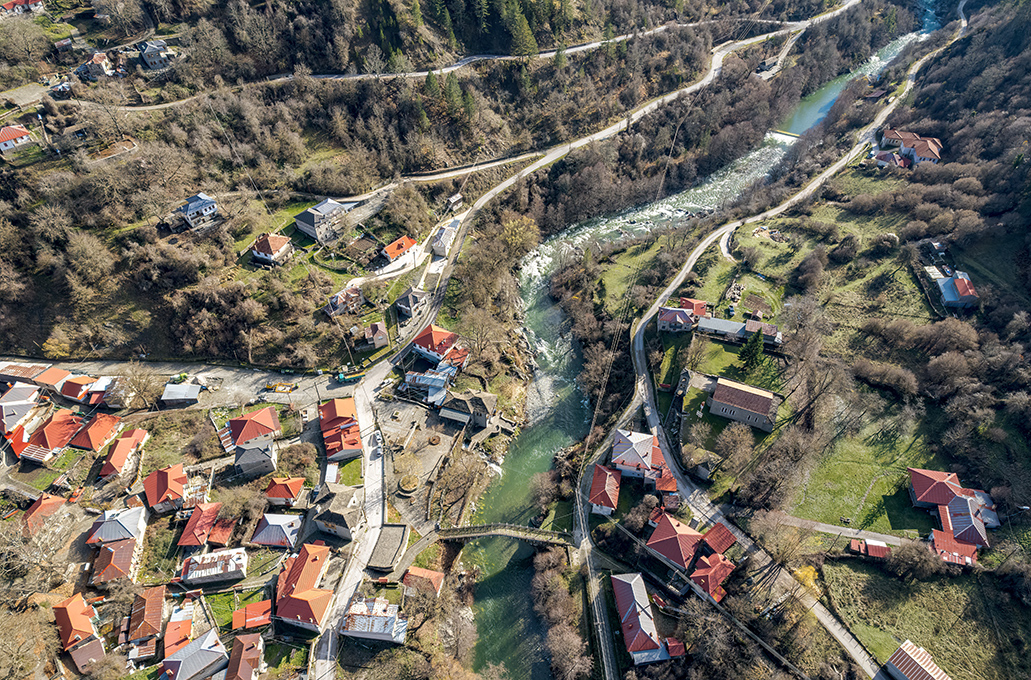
[438,523,574,547]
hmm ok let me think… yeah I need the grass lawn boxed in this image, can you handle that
[338,457,363,485]
[413,542,442,571]
[137,410,217,476]
[953,232,1029,305]
[599,240,663,315]
[248,549,282,577]
[693,339,784,392]
[125,666,160,680]
[139,516,182,584]
[206,591,236,629]
[541,499,574,533]
[790,413,947,537]
[823,560,1031,679]
[265,642,309,680]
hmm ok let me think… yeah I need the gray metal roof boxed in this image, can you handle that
[315,484,363,531]
[251,513,302,548]
[88,506,146,543]
[161,383,201,402]
[696,317,746,335]
[161,628,228,680]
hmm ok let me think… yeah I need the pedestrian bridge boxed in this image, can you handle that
[438,523,573,547]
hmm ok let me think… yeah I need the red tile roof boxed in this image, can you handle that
[866,543,892,559]
[143,463,188,508]
[163,619,191,655]
[646,512,703,568]
[0,125,30,145]
[413,324,458,357]
[702,523,737,554]
[931,530,978,565]
[588,464,621,509]
[691,553,735,602]
[69,413,121,451]
[908,468,963,506]
[655,467,677,492]
[319,398,362,458]
[178,503,222,546]
[227,632,263,680]
[953,277,976,298]
[32,366,70,388]
[265,476,305,500]
[611,573,661,654]
[252,233,291,257]
[208,517,236,546]
[228,406,281,445]
[23,492,64,535]
[679,298,707,316]
[128,586,165,641]
[54,594,96,650]
[276,544,332,627]
[711,378,774,416]
[92,538,137,584]
[99,429,147,478]
[403,567,445,596]
[60,375,94,399]
[383,235,417,260]
[666,637,686,657]
[27,408,83,453]
[886,639,953,680]
[232,600,272,629]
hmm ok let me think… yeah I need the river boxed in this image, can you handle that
[468,3,940,677]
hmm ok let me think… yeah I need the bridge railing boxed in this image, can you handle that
[438,523,573,542]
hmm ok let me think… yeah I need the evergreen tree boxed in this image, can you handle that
[739,328,765,372]
[412,0,423,26]
[553,46,567,69]
[508,8,538,56]
[473,0,489,30]
[462,89,476,119]
[444,72,462,112]
[424,70,440,96]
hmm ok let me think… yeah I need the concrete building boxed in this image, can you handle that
[439,389,497,428]
[340,597,408,644]
[313,484,364,539]
[275,544,332,632]
[610,574,669,665]
[177,193,218,228]
[588,464,621,516]
[179,548,248,585]
[295,199,354,243]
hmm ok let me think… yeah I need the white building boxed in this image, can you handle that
[0,125,31,152]
[340,597,408,644]
[179,548,248,585]
[431,220,458,257]
[178,193,218,228]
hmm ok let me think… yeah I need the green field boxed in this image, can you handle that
[541,499,574,533]
[790,413,947,537]
[338,457,363,486]
[265,642,309,680]
[206,591,237,628]
[599,240,663,314]
[953,232,1028,305]
[823,560,1031,680]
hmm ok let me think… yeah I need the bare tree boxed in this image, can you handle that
[713,422,753,473]
[530,471,560,511]
[0,607,59,680]
[118,359,162,410]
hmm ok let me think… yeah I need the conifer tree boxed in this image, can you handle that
[509,8,538,56]
[739,327,765,372]
[412,0,423,26]
[424,69,440,96]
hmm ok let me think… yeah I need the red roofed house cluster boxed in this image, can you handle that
[908,467,999,565]
[645,510,738,602]
[610,429,677,495]
[881,129,944,166]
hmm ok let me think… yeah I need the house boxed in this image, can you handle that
[588,464,621,516]
[340,597,408,644]
[707,377,777,432]
[320,398,363,461]
[365,321,389,348]
[99,428,149,481]
[413,324,457,362]
[679,297,708,317]
[232,600,272,630]
[226,633,264,680]
[690,552,735,602]
[228,406,281,447]
[250,232,293,265]
[431,221,458,257]
[164,600,194,655]
[144,463,189,513]
[159,628,229,680]
[59,375,95,402]
[0,382,40,434]
[744,319,783,345]
[865,88,888,100]
[848,538,892,559]
[265,476,305,506]
[657,307,694,332]
[80,51,114,78]
[139,40,174,69]
[295,199,354,243]
[178,502,223,547]
[313,484,364,539]
[403,567,445,598]
[0,0,44,15]
[881,129,921,148]
[701,522,737,554]
[180,548,248,585]
[0,362,49,384]
[908,467,998,564]
[54,593,100,652]
[402,370,451,406]
[20,408,83,465]
[646,511,703,569]
[127,586,166,662]
[251,513,302,549]
[439,389,497,429]
[86,506,147,545]
[610,429,675,492]
[875,150,912,169]
[936,272,979,309]
[91,537,141,585]
[0,125,31,152]
[84,376,116,406]
[22,492,65,536]
[160,382,201,406]
[396,287,428,317]
[177,193,218,228]
[69,413,121,451]
[447,193,463,211]
[275,543,333,632]
[234,440,277,479]
[381,235,417,263]
[610,573,669,665]
[69,638,107,675]
[885,639,953,680]
[324,286,364,317]
[901,135,944,165]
